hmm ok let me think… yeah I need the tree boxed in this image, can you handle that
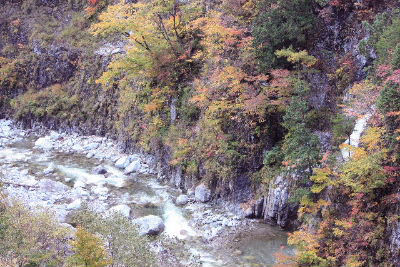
[69,227,111,267]
[252,0,317,70]
[0,200,71,267]
[70,206,156,267]
[331,114,356,146]
[281,79,321,174]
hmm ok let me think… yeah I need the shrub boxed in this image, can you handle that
[69,227,111,267]
[0,200,71,267]
[10,84,79,119]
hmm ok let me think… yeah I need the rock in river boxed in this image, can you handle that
[176,194,189,206]
[134,215,165,236]
[34,136,54,150]
[115,156,130,169]
[124,159,141,174]
[92,165,107,175]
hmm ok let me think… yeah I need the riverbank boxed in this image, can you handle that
[0,119,293,266]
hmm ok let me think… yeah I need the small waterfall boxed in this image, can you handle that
[341,113,372,160]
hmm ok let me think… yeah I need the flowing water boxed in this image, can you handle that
[0,127,294,267]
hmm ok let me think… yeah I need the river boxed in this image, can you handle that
[0,119,293,267]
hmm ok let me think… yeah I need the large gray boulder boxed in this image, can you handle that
[124,159,141,174]
[115,156,130,169]
[34,137,54,150]
[195,183,211,203]
[176,194,189,206]
[134,215,165,236]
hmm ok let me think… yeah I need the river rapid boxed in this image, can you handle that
[0,119,293,267]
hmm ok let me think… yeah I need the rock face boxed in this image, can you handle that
[195,183,211,203]
[262,175,292,228]
[176,194,189,206]
[134,215,165,236]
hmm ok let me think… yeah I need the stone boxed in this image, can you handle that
[92,165,107,175]
[34,137,53,150]
[176,194,189,206]
[109,204,131,218]
[67,199,82,210]
[115,156,130,169]
[195,183,211,203]
[49,131,60,140]
[124,159,141,174]
[37,179,69,193]
[84,143,100,150]
[43,163,56,175]
[91,185,109,196]
[134,215,165,236]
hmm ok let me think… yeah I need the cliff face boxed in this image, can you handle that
[2,1,400,265]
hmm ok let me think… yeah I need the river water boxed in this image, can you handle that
[0,120,293,267]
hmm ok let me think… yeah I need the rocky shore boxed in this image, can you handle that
[0,119,291,266]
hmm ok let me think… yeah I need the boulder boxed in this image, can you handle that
[195,183,211,203]
[115,156,130,169]
[43,163,56,175]
[84,143,100,150]
[124,159,141,174]
[134,215,165,236]
[37,179,69,193]
[49,131,61,141]
[92,165,107,175]
[34,137,53,150]
[109,204,131,218]
[67,199,82,210]
[176,194,189,206]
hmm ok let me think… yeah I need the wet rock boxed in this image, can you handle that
[124,159,141,174]
[176,194,189,206]
[195,183,211,203]
[109,204,131,218]
[92,165,107,175]
[34,136,54,150]
[134,215,165,236]
[115,156,130,169]
[43,163,56,175]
